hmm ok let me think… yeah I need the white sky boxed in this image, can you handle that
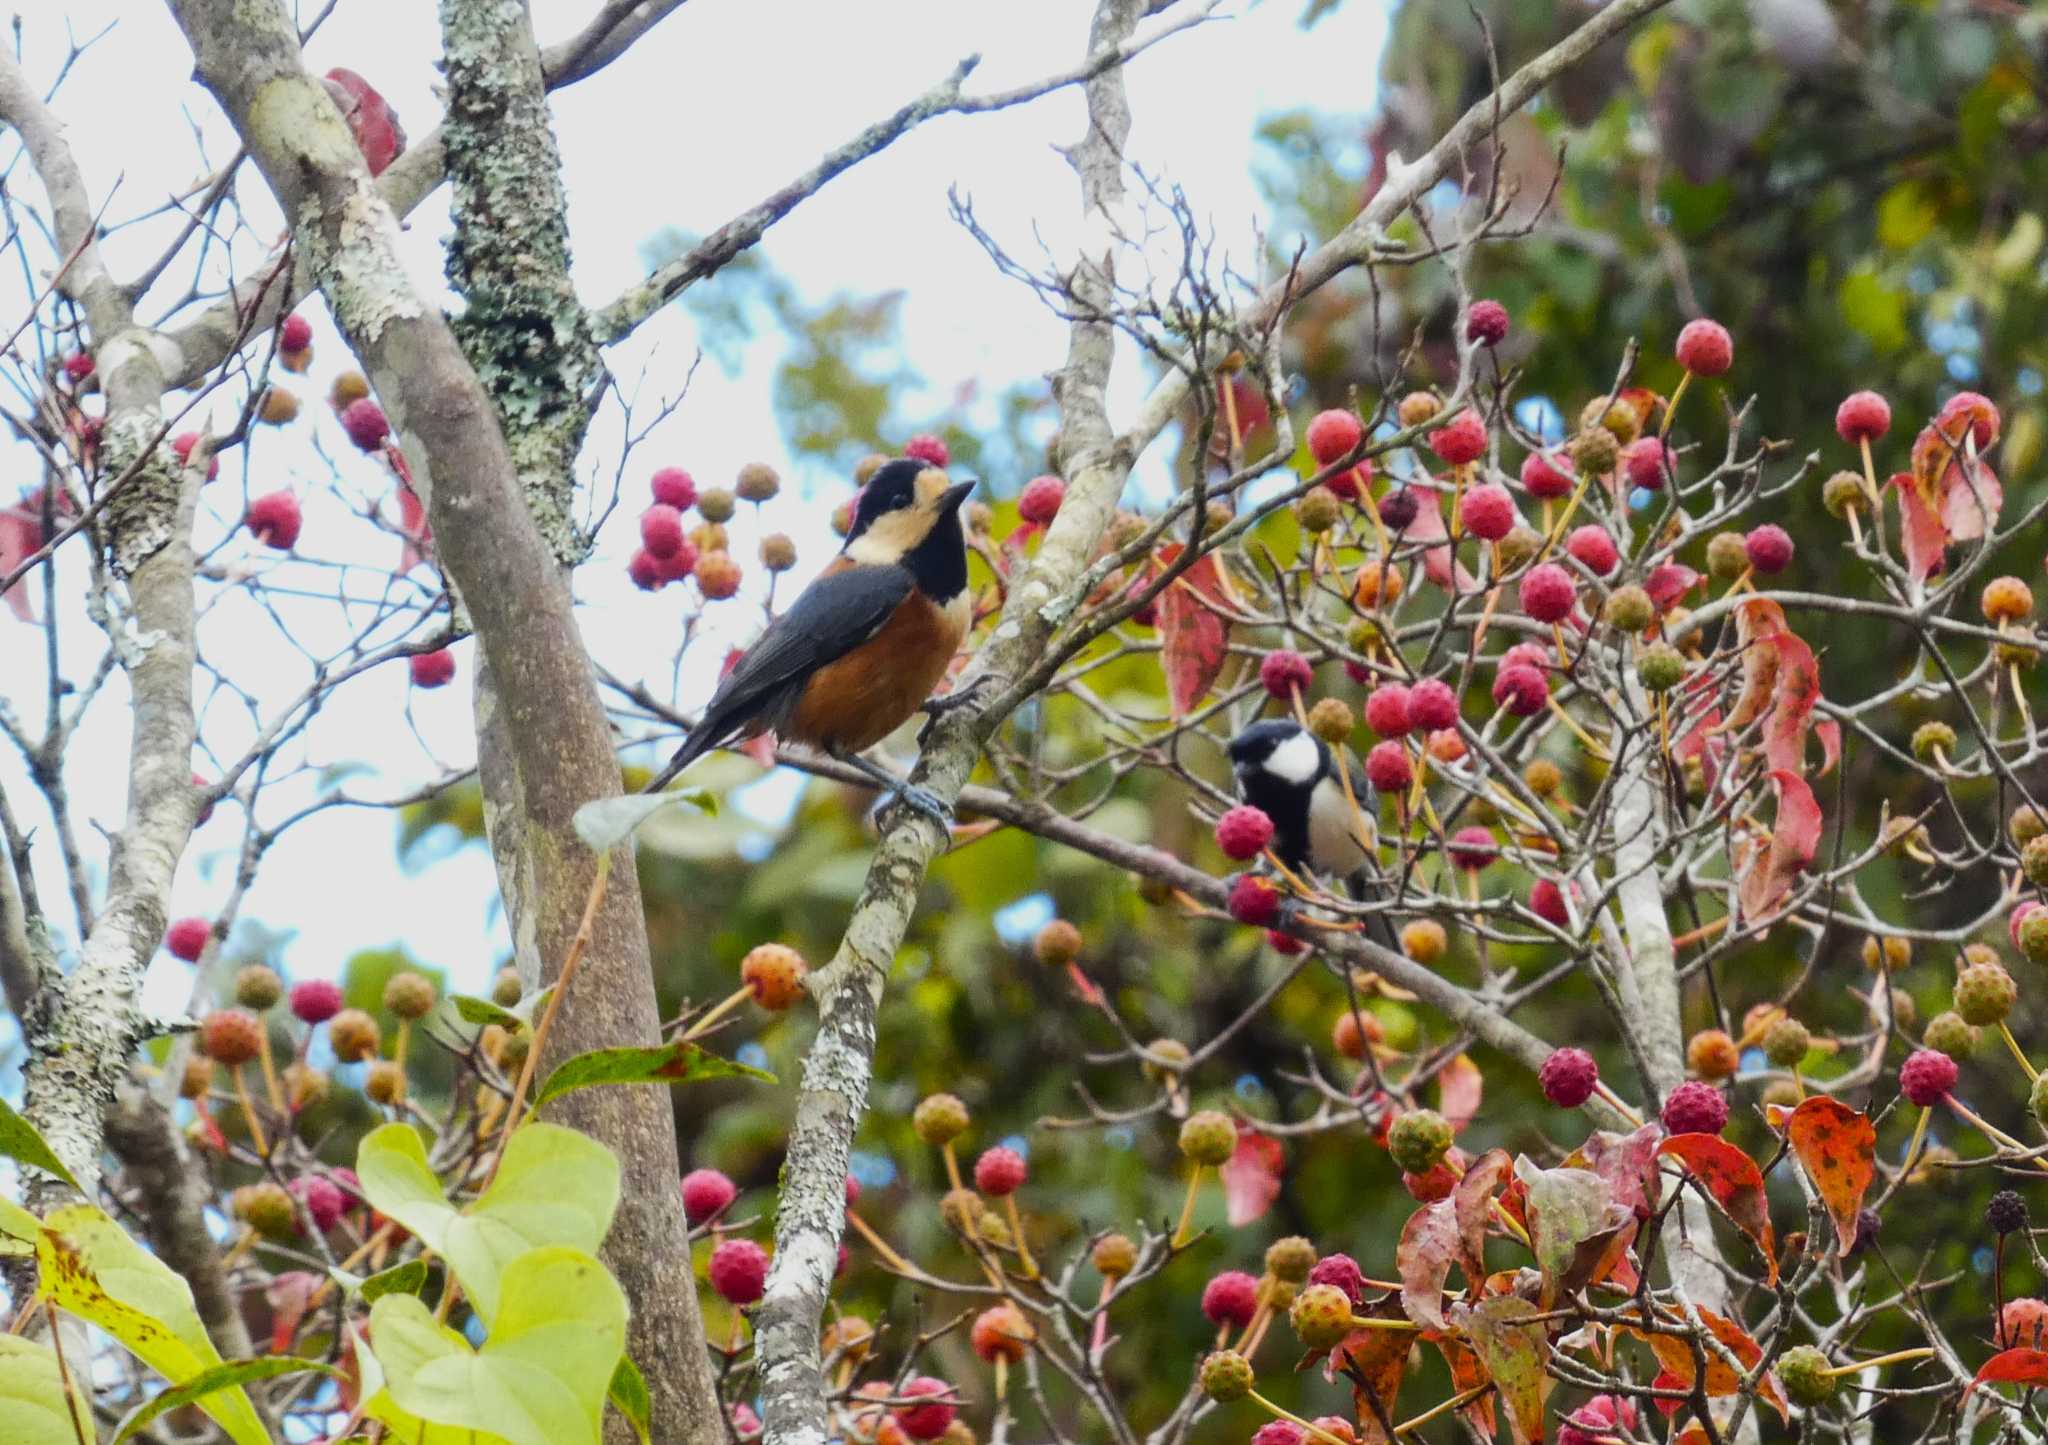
[0,0,1388,1039]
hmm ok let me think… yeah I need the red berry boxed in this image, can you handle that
[340,398,390,452]
[409,649,456,689]
[1365,739,1413,794]
[1899,1048,1958,1108]
[1448,826,1497,871]
[1259,650,1314,698]
[1937,391,2000,448]
[1227,875,1283,927]
[844,1173,861,1207]
[1018,475,1065,526]
[1307,1252,1365,1305]
[1266,929,1307,956]
[1365,684,1412,737]
[292,1175,347,1231]
[62,353,94,382]
[1215,805,1276,862]
[640,504,685,560]
[1565,525,1619,576]
[1406,679,1458,732]
[655,538,700,584]
[245,490,302,550]
[708,1238,769,1304]
[1661,1080,1728,1136]
[1835,391,1891,445]
[165,916,212,963]
[1501,641,1549,673]
[894,1378,957,1441]
[1428,408,1487,465]
[1377,487,1421,532]
[1529,878,1571,929]
[971,1304,1034,1364]
[650,467,697,510]
[681,1168,738,1224]
[1744,524,1794,574]
[289,978,343,1024]
[1307,409,1364,466]
[278,314,314,352]
[1251,1424,1304,1445]
[903,434,950,467]
[1324,462,1370,500]
[1517,564,1576,624]
[1201,1270,1260,1327]
[171,433,220,481]
[1404,1162,1459,1203]
[1560,1395,1639,1445]
[628,549,664,591]
[1465,299,1510,347]
[973,1146,1026,1196]
[1459,483,1515,542]
[1539,1046,1598,1107]
[1519,452,1573,500]
[1490,663,1549,717]
[1675,318,1733,377]
[201,1008,263,1066]
[1622,437,1674,491]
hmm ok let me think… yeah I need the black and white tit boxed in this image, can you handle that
[647,459,976,820]
[1228,718,1397,945]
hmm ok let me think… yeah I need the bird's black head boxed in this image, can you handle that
[1228,719,1329,789]
[846,458,975,601]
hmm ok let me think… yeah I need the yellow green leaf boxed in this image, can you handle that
[0,1334,93,1445]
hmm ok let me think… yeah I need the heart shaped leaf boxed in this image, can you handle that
[1783,1096,1875,1257]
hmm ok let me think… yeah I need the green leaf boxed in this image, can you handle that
[1838,268,1907,353]
[0,1097,80,1192]
[1877,179,1940,250]
[36,1205,268,1445]
[572,789,715,851]
[0,1335,93,1445]
[534,1040,775,1109]
[360,1258,431,1303]
[1514,1156,1626,1304]
[364,1245,627,1445]
[448,986,550,1031]
[355,1122,619,1326]
[113,1356,340,1443]
[1456,1295,1551,1445]
[609,1355,653,1445]
[0,1194,38,1255]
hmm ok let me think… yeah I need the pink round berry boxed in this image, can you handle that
[340,398,390,452]
[289,978,344,1024]
[640,504,685,560]
[1259,650,1314,698]
[650,467,697,510]
[1448,826,1497,872]
[62,353,95,382]
[1565,525,1619,576]
[655,538,700,585]
[1519,452,1573,500]
[1365,684,1412,737]
[1501,641,1549,673]
[278,314,314,353]
[1491,663,1549,717]
[894,1378,957,1441]
[845,1173,861,1207]
[1459,483,1515,542]
[1661,1080,1729,1136]
[1428,409,1487,466]
[1529,879,1571,929]
[1675,318,1733,377]
[973,1146,1026,1197]
[1539,1047,1598,1108]
[1252,1424,1305,1445]
[1517,563,1576,624]
[681,1168,738,1224]
[1365,739,1413,794]
[409,649,456,689]
[1622,437,1674,492]
[1560,1395,1638,1445]
[1744,524,1794,575]
[1307,409,1364,466]
[245,490,302,550]
[707,1238,769,1304]
[1406,678,1459,732]
[1835,391,1891,445]
[1215,805,1276,862]
[292,1175,347,1232]
[1227,875,1283,927]
[1464,300,1509,347]
[1018,475,1065,526]
[165,916,212,963]
[733,1404,762,1439]
[1899,1048,1958,1108]
[628,550,664,591]
[903,434,950,467]
[171,433,220,481]
[1307,1252,1365,1305]
[1201,1270,1260,1327]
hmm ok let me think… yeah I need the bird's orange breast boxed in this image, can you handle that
[784,588,970,754]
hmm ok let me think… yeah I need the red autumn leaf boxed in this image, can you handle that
[266,1270,319,1354]
[1153,543,1233,716]
[1221,1128,1283,1227]
[1425,1331,1497,1436]
[1396,1198,1459,1330]
[1455,1295,1551,1445]
[0,501,42,622]
[1437,1052,1483,1129]
[1572,1123,1666,1219]
[1784,1096,1876,1259]
[1970,1348,2048,1395]
[1657,1133,1778,1284]
[1328,1301,1413,1444]
[1729,599,1832,778]
[1623,1306,1788,1421]
[1452,1148,1513,1283]
[1209,375,1271,457]
[1890,469,1949,582]
[324,68,407,177]
[1943,455,2001,540]
[1405,488,1478,593]
[1644,561,1700,612]
[1736,769,1822,924]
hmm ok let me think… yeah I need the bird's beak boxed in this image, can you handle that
[941,480,977,512]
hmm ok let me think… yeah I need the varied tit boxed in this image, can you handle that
[1228,718,1397,945]
[648,459,977,821]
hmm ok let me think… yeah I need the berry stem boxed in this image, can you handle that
[1090,1276,1116,1360]
[1999,1021,2039,1082]
[679,984,754,1044]
[1590,1080,1643,1128]
[1392,1381,1495,1436]
[1003,1194,1038,1279]
[1661,371,1693,438]
[254,1025,285,1115]
[1545,695,1607,761]
[844,1208,916,1275]
[1819,1346,1935,1379]
[1902,1104,1932,1180]
[1538,471,1595,561]
[942,1141,965,1193]
[1246,1391,1353,1445]
[229,1064,269,1158]
[394,1018,411,1070]
[1448,464,1469,542]
[1171,1164,1205,1248]
[1488,1198,1532,1251]
[1357,486,1390,558]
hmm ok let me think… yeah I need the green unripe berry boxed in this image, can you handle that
[1910,721,1956,762]
[1821,471,1866,519]
[1265,1235,1317,1284]
[1386,1108,1453,1175]
[491,967,524,1008]
[1921,1010,1978,1059]
[913,1092,970,1146]
[1179,1109,1237,1166]
[1603,586,1654,632]
[1494,526,1542,573]
[234,1181,297,1241]
[1777,1345,1836,1408]
[1954,961,2016,1027]
[1296,488,1341,534]
[696,486,737,523]
[1637,642,1687,693]
[1288,1283,1355,1350]
[2022,910,2048,965]
[1705,531,1749,581]
[1199,1350,1255,1403]
[2023,835,2048,888]
[2032,1073,2048,1129]
[1761,1017,1811,1069]
[1307,697,1355,745]
[233,964,283,1010]
[1568,427,1619,476]
[2012,805,2048,848]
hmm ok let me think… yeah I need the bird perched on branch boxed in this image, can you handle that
[1228,718,1397,947]
[647,458,977,821]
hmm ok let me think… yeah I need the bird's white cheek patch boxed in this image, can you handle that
[1265,730,1323,785]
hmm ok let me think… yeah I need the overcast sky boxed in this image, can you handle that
[0,0,1388,1049]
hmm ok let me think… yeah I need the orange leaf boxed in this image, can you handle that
[1784,1096,1875,1258]
[1425,1331,1496,1436]
[1657,1134,1777,1284]
[1152,544,1233,717]
[1971,1348,2048,1394]
[1330,1302,1413,1444]
[1735,769,1822,926]
[1623,1306,1788,1422]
